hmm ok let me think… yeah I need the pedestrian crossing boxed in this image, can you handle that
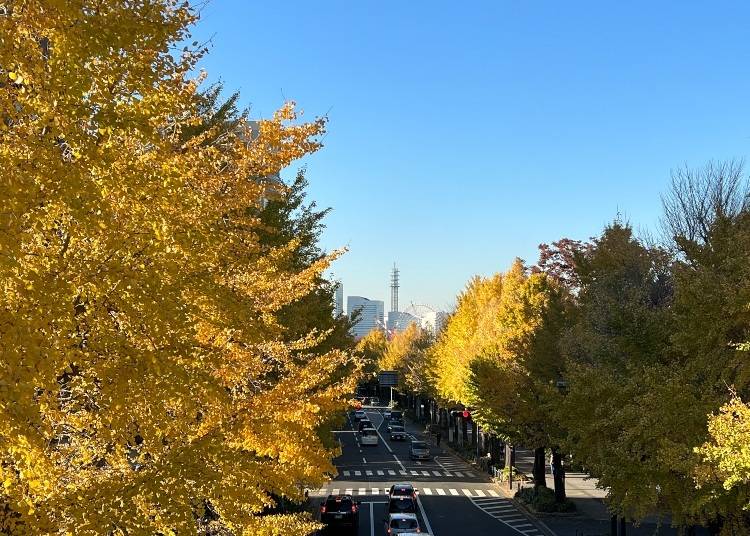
[309,486,500,498]
[340,468,471,478]
[471,496,541,536]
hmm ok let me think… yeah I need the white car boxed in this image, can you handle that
[385,513,420,534]
[354,410,366,421]
[360,428,379,446]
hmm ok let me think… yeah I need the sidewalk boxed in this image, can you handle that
[513,449,709,536]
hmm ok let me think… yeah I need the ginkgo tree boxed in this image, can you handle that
[0,2,355,535]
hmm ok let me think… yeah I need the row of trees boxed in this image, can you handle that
[375,162,750,534]
[1,2,356,535]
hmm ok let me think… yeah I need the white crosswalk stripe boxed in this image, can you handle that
[358,487,366,495]
[372,488,379,495]
[422,487,433,495]
[377,470,384,476]
[474,489,485,497]
[436,488,446,496]
[421,470,430,476]
[470,495,540,535]
[354,470,361,476]
[388,470,396,476]
[399,470,407,475]
[454,471,464,477]
[410,470,418,476]
[332,488,340,495]
[343,470,351,477]
[345,488,353,495]
[366,470,373,476]
[432,470,442,476]
[462,488,473,497]
[449,488,459,496]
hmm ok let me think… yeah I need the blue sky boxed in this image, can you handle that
[192,1,750,311]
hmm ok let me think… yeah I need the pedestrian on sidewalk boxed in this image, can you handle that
[436,430,442,447]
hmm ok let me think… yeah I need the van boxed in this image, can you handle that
[360,428,379,446]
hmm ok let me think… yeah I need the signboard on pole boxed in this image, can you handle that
[378,370,398,387]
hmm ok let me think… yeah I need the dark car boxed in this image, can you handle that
[358,419,373,432]
[320,494,359,533]
[387,419,404,433]
[387,496,417,515]
[389,410,403,421]
[388,483,417,499]
[409,440,431,461]
[389,425,407,441]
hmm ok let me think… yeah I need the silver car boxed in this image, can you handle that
[385,513,420,534]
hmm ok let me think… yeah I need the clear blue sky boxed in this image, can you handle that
[192,1,750,311]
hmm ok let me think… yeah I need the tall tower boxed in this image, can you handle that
[390,263,399,313]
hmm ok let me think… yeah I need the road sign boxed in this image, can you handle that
[378,370,398,387]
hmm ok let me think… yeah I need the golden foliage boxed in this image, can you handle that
[0,2,353,534]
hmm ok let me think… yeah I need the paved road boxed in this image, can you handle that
[310,406,544,536]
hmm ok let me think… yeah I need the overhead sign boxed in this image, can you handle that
[378,370,398,387]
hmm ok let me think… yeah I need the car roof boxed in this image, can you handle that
[391,483,414,490]
[326,494,353,500]
[389,513,418,520]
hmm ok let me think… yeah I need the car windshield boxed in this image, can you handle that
[391,518,418,529]
[388,498,416,513]
[391,485,414,496]
[325,497,353,512]
[412,442,428,449]
[390,411,402,418]
[361,429,377,436]
[390,426,404,432]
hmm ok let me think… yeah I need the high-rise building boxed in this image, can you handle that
[347,296,385,339]
[387,310,420,333]
[390,263,399,313]
[333,281,344,317]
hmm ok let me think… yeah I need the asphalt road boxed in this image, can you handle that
[311,406,544,536]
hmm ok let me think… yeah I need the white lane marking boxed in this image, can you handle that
[462,488,473,497]
[332,488,340,495]
[432,470,442,476]
[358,487,366,495]
[399,470,407,476]
[354,471,362,476]
[369,502,374,536]
[488,490,499,497]
[436,488,446,496]
[415,491,435,536]
[474,489,486,497]
[366,470,373,476]
[449,488,459,496]
[410,470,418,476]
[423,487,433,495]
[454,471,464,477]
[421,470,430,476]
[363,457,367,464]
[393,454,406,471]
[343,470,351,477]
[377,470,384,476]
[388,470,396,476]
[345,488,353,495]
[434,457,449,472]
[372,488,379,495]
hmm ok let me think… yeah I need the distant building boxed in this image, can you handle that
[387,310,420,333]
[333,282,344,318]
[347,296,385,339]
[419,310,449,334]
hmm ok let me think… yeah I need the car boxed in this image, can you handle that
[389,425,407,441]
[353,410,366,421]
[384,513,420,535]
[383,408,392,419]
[389,410,403,421]
[387,496,417,515]
[409,440,431,461]
[360,428,379,446]
[320,494,360,533]
[371,397,380,406]
[387,419,404,433]
[358,419,373,432]
[388,483,417,499]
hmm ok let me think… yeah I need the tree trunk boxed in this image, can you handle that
[532,447,547,488]
[552,447,566,502]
